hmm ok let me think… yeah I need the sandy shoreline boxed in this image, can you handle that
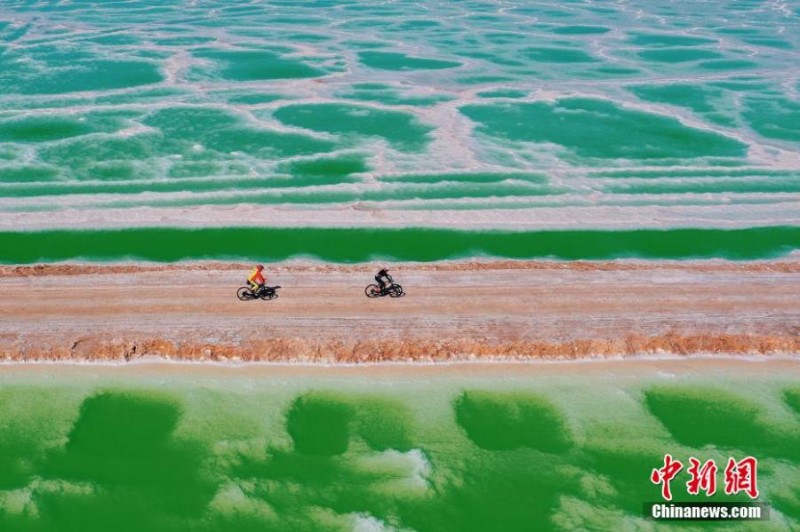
[1,259,798,362]
[4,258,800,276]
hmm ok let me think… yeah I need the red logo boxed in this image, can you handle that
[724,457,759,499]
[686,457,717,496]
[651,455,758,501]
[651,454,683,501]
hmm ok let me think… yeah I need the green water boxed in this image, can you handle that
[0,226,799,263]
[273,103,434,152]
[460,98,747,161]
[627,84,737,127]
[523,47,598,63]
[2,2,798,528]
[5,0,796,228]
[357,51,462,71]
[0,368,798,531]
[337,85,454,107]
[606,179,800,195]
[550,25,611,35]
[187,49,327,82]
[638,48,724,63]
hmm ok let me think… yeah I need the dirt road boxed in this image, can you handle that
[1,261,799,362]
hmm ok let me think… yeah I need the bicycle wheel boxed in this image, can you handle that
[365,284,381,298]
[237,287,254,301]
[389,284,404,298]
[260,289,278,300]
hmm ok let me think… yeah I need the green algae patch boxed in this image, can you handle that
[167,161,223,179]
[476,89,528,98]
[287,393,355,456]
[152,36,217,46]
[190,49,325,81]
[646,387,767,449]
[276,392,416,456]
[523,47,597,63]
[58,392,183,462]
[1,371,800,530]
[483,32,528,44]
[550,25,611,35]
[358,51,461,71]
[629,32,717,47]
[741,36,792,49]
[354,397,415,452]
[628,84,722,114]
[637,48,723,63]
[2,55,162,95]
[628,83,736,126]
[277,153,367,185]
[144,107,240,136]
[0,387,82,491]
[2,226,800,263]
[455,391,572,452]
[274,103,433,152]
[337,85,454,107]
[204,127,335,159]
[606,179,800,195]
[33,391,217,532]
[461,98,746,160]
[784,388,800,418]
[225,93,285,105]
[38,134,167,180]
[85,34,141,46]
[403,452,578,532]
[0,116,93,142]
[143,106,336,160]
[596,66,641,75]
[645,386,800,462]
[0,166,59,182]
[697,59,758,71]
[743,96,800,143]
[580,440,669,513]
[591,168,794,179]
[85,161,138,180]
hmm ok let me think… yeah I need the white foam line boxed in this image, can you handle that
[2,174,799,209]
[3,200,800,231]
[1,354,799,371]
[0,160,794,190]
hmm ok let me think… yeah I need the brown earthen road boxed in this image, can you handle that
[1,261,799,362]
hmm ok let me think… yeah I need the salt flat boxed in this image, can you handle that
[2,261,798,362]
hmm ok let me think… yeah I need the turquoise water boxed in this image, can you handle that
[1,0,799,258]
[0,367,798,531]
